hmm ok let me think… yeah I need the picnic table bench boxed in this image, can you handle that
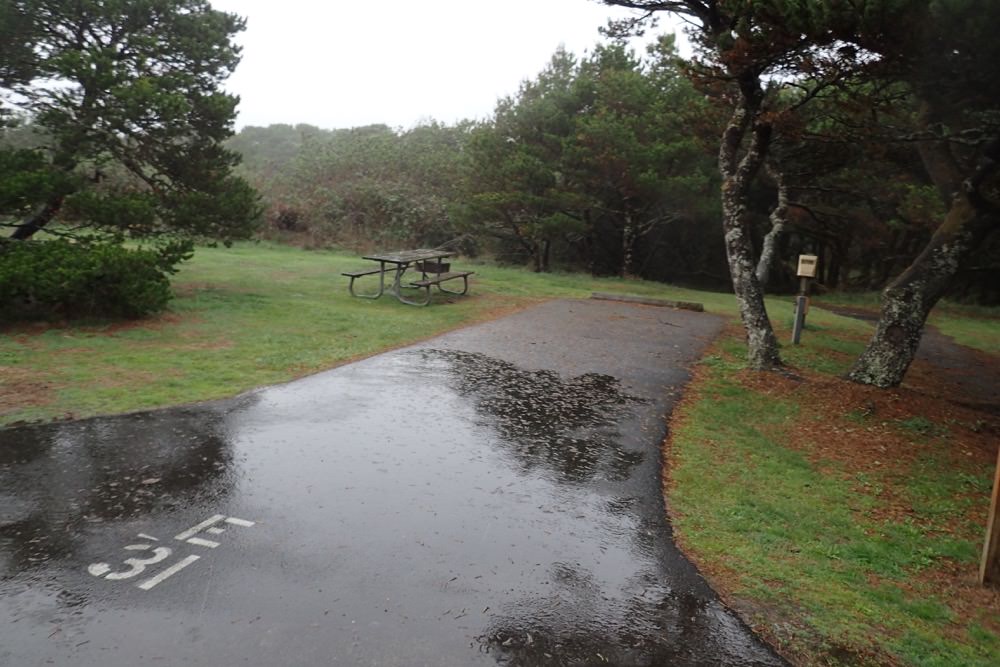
[342,249,474,306]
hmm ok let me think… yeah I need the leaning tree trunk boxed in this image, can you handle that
[848,110,1000,387]
[848,196,997,387]
[9,137,82,240]
[718,84,782,370]
[10,196,66,240]
[755,164,789,290]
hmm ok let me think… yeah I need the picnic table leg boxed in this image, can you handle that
[394,263,432,306]
[390,262,430,305]
[389,262,406,298]
[396,284,432,306]
[348,262,387,299]
[437,274,470,296]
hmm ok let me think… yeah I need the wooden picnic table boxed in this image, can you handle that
[341,248,474,306]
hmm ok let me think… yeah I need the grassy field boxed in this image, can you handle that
[2,241,999,666]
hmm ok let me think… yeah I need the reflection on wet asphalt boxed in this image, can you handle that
[417,350,646,485]
[0,300,785,666]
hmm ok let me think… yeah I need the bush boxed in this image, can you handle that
[0,239,173,320]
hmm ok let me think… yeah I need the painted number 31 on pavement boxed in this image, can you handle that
[87,514,255,591]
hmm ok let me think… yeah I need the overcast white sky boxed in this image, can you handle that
[210,0,684,131]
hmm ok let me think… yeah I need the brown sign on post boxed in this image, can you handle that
[792,254,818,345]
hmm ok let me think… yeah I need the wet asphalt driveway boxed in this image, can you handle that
[0,299,784,666]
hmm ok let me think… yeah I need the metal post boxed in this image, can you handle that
[792,276,811,345]
[792,296,807,344]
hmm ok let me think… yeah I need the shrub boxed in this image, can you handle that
[0,239,173,320]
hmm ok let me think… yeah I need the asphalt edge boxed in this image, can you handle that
[658,327,795,667]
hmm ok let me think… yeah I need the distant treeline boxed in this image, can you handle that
[228,36,999,300]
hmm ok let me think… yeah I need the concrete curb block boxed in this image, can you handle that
[590,292,705,312]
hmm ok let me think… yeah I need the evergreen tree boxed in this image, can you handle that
[0,0,260,253]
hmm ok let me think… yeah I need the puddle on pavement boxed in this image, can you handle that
[1,408,237,575]
[0,343,782,666]
[411,349,646,485]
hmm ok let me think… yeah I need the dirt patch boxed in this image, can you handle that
[1,312,185,338]
[100,312,186,335]
[815,303,1000,414]
[0,366,55,418]
[170,339,234,351]
[902,558,1000,645]
[92,369,177,389]
[740,358,997,461]
[172,282,258,297]
[739,358,997,532]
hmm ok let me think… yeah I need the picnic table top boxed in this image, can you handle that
[363,249,455,264]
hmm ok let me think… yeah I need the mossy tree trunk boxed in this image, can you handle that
[755,164,788,291]
[849,127,999,387]
[719,78,782,370]
[848,197,997,386]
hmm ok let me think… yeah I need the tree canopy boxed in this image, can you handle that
[0,0,260,250]
[603,0,1000,385]
[464,37,718,274]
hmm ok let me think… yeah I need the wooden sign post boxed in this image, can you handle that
[792,254,818,345]
[979,446,1000,585]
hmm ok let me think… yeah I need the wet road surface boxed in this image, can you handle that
[0,299,785,666]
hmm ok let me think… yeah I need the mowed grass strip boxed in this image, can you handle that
[0,242,734,425]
